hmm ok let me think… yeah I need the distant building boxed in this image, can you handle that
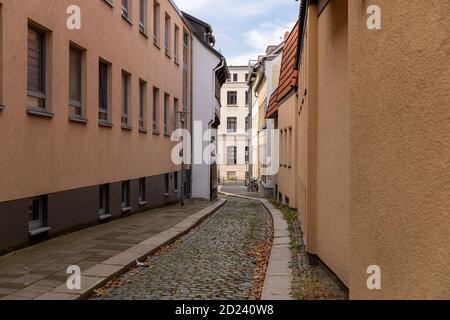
[182,12,228,200]
[217,66,250,182]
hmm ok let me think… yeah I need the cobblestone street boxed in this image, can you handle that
[92,197,270,300]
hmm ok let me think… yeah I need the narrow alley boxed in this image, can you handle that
[91,197,271,300]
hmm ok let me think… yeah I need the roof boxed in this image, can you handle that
[277,21,299,104]
[181,12,229,85]
[266,87,279,119]
[266,22,299,119]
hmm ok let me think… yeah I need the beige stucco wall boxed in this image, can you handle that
[297,4,318,253]
[0,0,190,203]
[348,0,450,299]
[277,93,297,208]
[314,0,351,286]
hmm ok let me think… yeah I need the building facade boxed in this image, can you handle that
[218,66,250,182]
[247,44,283,196]
[183,12,228,200]
[0,0,192,254]
[271,0,450,299]
[267,23,299,209]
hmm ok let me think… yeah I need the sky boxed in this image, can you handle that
[175,0,299,66]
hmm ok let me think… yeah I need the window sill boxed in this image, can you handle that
[174,59,179,66]
[139,201,147,206]
[174,190,179,194]
[164,132,171,138]
[98,120,113,128]
[69,115,88,124]
[227,105,238,108]
[139,29,148,38]
[153,39,161,49]
[0,105,5,111]
[99,214,112,221]
[121,123,133,131]
[164,193,170,197]
[27,108,54,118]
[165,51,172,59]
[29,227,50,237]
[121,14,133,25]
[139,128,148,134]
[121,206,132,213]
[152,130,161,136]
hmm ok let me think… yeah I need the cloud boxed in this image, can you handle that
[245,21,295,51]
[176,0,286,18]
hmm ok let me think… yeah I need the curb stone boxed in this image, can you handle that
[219,192,293,300]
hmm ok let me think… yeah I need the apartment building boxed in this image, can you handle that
[247,43,283,196]
[0,0,192,254]
[182,12,228,200]
[218,66,250,182]
[287,0,449,299]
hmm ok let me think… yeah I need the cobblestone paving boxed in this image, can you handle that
[93,197,269,300]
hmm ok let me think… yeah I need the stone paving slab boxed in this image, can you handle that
[0,199,220,300]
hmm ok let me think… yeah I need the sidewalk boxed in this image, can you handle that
[0,199,222,300]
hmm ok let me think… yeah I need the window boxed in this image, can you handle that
[121,71,130,126]
[245,146,249,163]
[164,14,171,55]
[139,80,146,129]
[288,127,293,167]
[164,93,169,135]
[69,45,83,117]
[164,173,170,194]
[227,91,237,106]
[245,73,249,82]
[139,178,146,204]
[153,1,160,45]
[227,117,237,133]
[121,181,131,211]
[99,184,109,216]
[152,87,159,132]
[245,91,249,106]
[174,172,178,191]
[174,25,179,62]
[233,74,238,82]
[98,60,110,122]
[27,24,46,110]
[245,115,250,131]
[121,0,130,19]
[139,0,147,33]
[227,146,237,165]
[173,97,178,131]
[28,196,46,231]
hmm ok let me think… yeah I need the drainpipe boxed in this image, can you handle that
[209,58,226,200]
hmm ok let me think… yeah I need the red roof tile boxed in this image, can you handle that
[265,22,299,119]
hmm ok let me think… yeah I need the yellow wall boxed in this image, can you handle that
[277,93,297,208]
[298,0,450,299]
[314,0,351,286]
[348,0,450,299]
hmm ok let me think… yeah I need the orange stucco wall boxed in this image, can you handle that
[0,0,190,203]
